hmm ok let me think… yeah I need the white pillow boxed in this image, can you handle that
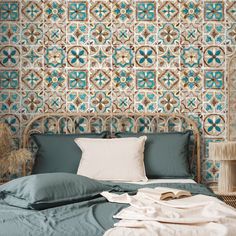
[74,136,147,182]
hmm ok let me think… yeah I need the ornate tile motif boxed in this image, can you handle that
[45,69,66,90]
[158,46,180,68]
[90,46,112,68]
[0,2,19,21]
[0,0,232,183]
[158,69,179,90]
[204,23,225,45]
[203,91,226,113]
[136,70,156,89]
[112,91,134,113]
[180,69,203,90]
[158,91,180,113]
[158,23,180,45]
[67,46,88,68]
[0,23,20,44]
[21,1,43,22]
[180,23,202,45]
[0,46,20,68]
[203,46,225,68]
[134,91,157,113]
[22,46,44,68]
[90,69,111,90]
[204,2,224,22]
[90,1,111,22]
[112,69,134,90]
[0,70,19,89]
[158,1,179,22]
[67,91,89,112]
[135,23,157,45]
[21,69,43,90]
[22,91,44,113]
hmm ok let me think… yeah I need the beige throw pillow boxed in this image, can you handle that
[75,136,147,182]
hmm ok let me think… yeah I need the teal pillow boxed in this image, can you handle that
[0,173,111,210]
[115,131,192,178]
[32,132,108,174]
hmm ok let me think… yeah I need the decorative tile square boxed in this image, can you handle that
[158,91,180,113]
[180,69,203,90]
[226,23,236,45]
[90,1,111,22]
[89,69,111,90]
[0,46,20,68]
[21,0,43,22]
[0,70,19,89]
[158,23,180,45]
[67,23,89,45]
[22,46,44,68]
[226,1,236,22]
[113,23,134,45]
[44,23,66,45]
[0,91,20,113]
[180,0,202,23]
[21,91,44,113]
[203,46,225,68]
[158,69,179,90]
[21,69,43,90]
[136,1,156,22]
[112,91,134,113]
[90,23,112,45]
[68,69,88,90]
[204,70,224,89]
[21,23,44,45]
[112,1,134,23]
[0,114,20,134]
[203,114,225,137]
[180,46,202,68]
[136,69,156,89]
[113,46,134,68]
[203,90,226,113]
[45,46,66,68]
[67,46,88,68]
[90,46,112,68]
[68,1,88,22]
[135,22,157,45]
[112,69,134,90]
[0,23,20,45]
[158,46,180,68]
[90,91,111,113]
[45,0,66,23]
[0,2,19,21]
[135,46,157,68]
[204,1,224,22]
[180,23,202,45]
[204,23,225,45]
[180,91,202,113]
[67,90,89,113]
[134,91,157,113]
[45,69,66,90]
[158,1,179,22]
[44,90,66,113]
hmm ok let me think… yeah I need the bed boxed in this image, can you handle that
[0,113,235,236]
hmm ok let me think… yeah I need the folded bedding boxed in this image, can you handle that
[0,173,221,236]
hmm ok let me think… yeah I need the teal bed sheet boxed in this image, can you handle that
[0,182,215,236]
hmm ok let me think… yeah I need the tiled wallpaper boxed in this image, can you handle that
[0,0,236,184]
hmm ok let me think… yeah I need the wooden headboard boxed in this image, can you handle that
[22,112,201,183]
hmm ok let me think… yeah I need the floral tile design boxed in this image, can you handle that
[0,0,234,184]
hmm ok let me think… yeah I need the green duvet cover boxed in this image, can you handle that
[0,180,215,236]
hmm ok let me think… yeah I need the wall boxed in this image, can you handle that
[0,0,235,184]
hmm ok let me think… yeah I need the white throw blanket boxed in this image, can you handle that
[102,190,236,236]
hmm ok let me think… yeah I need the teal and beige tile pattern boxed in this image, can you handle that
[0,0,236,184]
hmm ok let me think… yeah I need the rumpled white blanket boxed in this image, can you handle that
[102,190,236,236]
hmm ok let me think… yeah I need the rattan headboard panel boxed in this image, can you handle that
[22,112,201,183]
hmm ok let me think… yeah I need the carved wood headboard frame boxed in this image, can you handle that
[22,112,201,183]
